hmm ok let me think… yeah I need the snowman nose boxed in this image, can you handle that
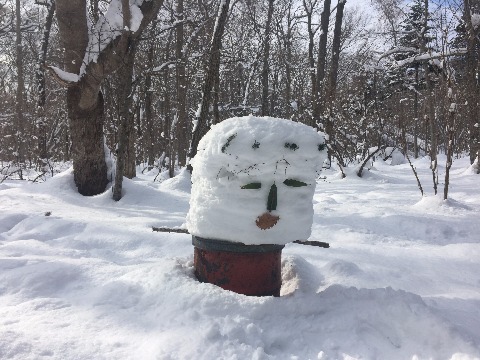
[267,183,277,212]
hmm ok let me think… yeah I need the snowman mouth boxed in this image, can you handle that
[255,212,280,230]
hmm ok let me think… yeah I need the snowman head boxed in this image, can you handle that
[186,116,327,245]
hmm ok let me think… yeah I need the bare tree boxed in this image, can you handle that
[54,0,163,195]
[188,0,231,164]
[261,0,275,116]
[112,0,136,201]
[175,0,188,167]
[36,0,55,166]
[312,0,331,126]
[14,0,25,179]
[464,0,480,169]
[324,0,346,165]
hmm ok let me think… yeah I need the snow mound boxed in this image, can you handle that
[413,195,471,212]
[159,169,191,193]
[281,255,324,295]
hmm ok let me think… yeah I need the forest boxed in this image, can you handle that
[0,0,479,197]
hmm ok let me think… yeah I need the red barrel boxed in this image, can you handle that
[193,236,283,296]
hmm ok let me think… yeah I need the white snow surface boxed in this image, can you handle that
[186,116,327,245]
[471,13,480,29]
[0,156,479,359]
[48,66,79,84]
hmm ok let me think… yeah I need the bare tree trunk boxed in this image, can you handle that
[213,75,220,124]
[112,45,136,201]
[125,115,136,178]
[57,0,105,195]
[420,0,438,194]
[325,0,346,165]
[413,66,419,158]
[284,18,293,119]
[325,0,345,105]
[145,43,155,171]
[444,97,455,200]
[312,0,331,125]
[261,0,275,117]
[304,0,316,122]
[15,0,25,179]
[67,86,108,195]
[188,0,231,164]
[464,0,480,166]
[175,0,188,167]
[36,1,56,166]
[55,0,163,195]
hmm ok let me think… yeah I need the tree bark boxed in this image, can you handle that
[67,86,108,196]
[420,0,437,194]
[325,0,345,106]
[145,43,155,171]
[312,0,331,125]
[464,0,480,166]
[188,0,231,164]
[55,0,163,195]
[175,0,188,167]
[325,0,346,164]
[37,1,56,165]
[15,0,25,179]
[261,0,275,117]
[304,0,316,123]
[112,46,136,201]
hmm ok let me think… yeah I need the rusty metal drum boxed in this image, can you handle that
[193,236,284,296]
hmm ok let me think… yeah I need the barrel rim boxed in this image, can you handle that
[192,235,284,253]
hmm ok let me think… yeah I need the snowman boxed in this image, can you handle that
[186,116,327,246]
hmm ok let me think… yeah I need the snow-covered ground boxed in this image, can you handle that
[0,156,479,360]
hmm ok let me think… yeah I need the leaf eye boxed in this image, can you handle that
[241,182,262,189]
[283,179,308,187]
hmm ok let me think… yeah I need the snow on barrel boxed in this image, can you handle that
[186,116,327,245]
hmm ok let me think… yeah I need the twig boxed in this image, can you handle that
[152,226,189,234]
[293,240,330,248]
[357,145,387,177]
[152,227,330,248]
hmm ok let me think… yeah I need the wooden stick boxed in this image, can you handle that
[152,227,189,234]
[293,240,330,248]
[152,226,330,248]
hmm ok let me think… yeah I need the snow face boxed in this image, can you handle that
[186,116,326,245]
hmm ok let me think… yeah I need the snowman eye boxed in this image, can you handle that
[283,179,308,187]
[241,182,262,189]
